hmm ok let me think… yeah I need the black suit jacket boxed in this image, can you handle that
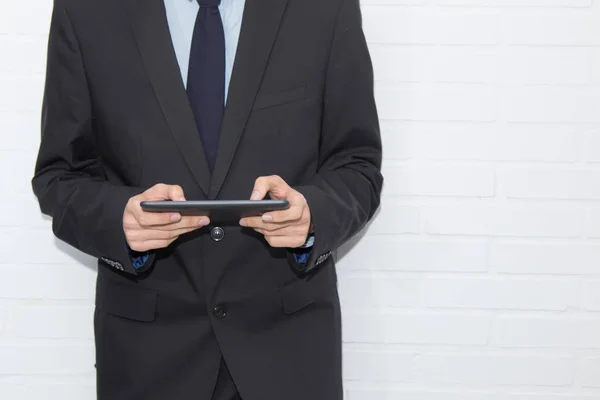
[32,0,383,399]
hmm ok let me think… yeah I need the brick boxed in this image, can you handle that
[380,121,496,161]
[361,0,425,4]
[506,397,600,400]
[10,306,93,339]
[586,129,600,162]
[382,163,495,197]
[423,277,577,311]
[504,14,600,46]
[491,243,600,275]
[0,265,96,300]
[418,353,574,386]
[0,75,45,112]
[0,111,42,151]
[376,85,497,122]
[500,123,585,162]
[588,208,600,238]
[339,237,487,272]
[364,200,420,234]
[0,382,95,400]
[380,122,582,162]
[0,307,6,335]
[372,45,496,84]
[0,150,40,195]
[363,8,500,45]
[0,193,48,228]
[493,316,600,348]
[592,48,600,85]
[0,228,95,266]
[344,312,489,345]
[497,124,583,162]
[371,45,431,84]
[347,390,500,400]
[503,87,600,123]
[502,168,600,200]
[0,345,95,375]
[581,281,600,311]
[581,358,600,388]
[0,35,47,75]
[497,47,592,85]
[0,3,52,35]
[338,274,421,309]
[424,206,583,238]
[431,46,497,83]
[347,391,600,400]
[344,351,415,382]
[435,0,592,7]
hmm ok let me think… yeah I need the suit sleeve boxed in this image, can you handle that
[31,3,151,276]
[290,0,383,273]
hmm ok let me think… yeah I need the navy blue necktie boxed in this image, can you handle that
[187,0,225,171]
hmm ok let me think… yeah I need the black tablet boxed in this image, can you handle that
[140,200,290,220]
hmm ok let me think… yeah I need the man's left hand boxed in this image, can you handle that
[240,175,312,248]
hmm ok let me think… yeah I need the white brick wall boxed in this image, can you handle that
[1,0,599,398]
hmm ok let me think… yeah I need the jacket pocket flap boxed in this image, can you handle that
[96,276,157,322]
[279,268,333,315]
[253,85,306,111]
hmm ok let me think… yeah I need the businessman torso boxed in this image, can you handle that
[34,0,382,399]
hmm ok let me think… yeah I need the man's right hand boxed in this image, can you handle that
[123,184,210,252]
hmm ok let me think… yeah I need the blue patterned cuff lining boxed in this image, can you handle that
[132,253,150,269]
[293,251,311,264]
[292,234,315,264]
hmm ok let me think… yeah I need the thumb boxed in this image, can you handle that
[167,185,186,201]
[145,184,186,201]
[251,175,288,200]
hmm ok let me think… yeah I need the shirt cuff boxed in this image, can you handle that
[298,234,315,249]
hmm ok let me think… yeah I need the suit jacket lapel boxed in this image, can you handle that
[128,0,211,196]
[209,0,289,199]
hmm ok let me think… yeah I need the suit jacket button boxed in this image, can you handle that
[211,227,225,242]
[213,305,227,319]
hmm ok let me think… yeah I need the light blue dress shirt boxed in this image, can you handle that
[129,0,313,270]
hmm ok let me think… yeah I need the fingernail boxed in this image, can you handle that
[200,217,209,225]
[174,197,186,201]
[250,191,261,200]
[239,219,247,227]
[171,213,181,222]
[262,214,272,222]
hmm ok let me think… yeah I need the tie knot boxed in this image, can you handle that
[197,0,220,7]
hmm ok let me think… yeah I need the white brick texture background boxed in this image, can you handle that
[1,0,600,399]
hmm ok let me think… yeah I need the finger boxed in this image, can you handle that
[251,175,289,200]
[240,216,290,231]
[167,185,186,201]
[254,225,307,237]
[152,216,210,231]
[262,204,305,224]
[128,238,177,252]
[128,225,203,241]
[135,210,184,228]
[240,206,303,227]
[144,184,186,201]
[264,235,308,248]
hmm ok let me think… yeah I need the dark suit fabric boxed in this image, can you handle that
[32,0,383,399]
[212,358,241,400]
